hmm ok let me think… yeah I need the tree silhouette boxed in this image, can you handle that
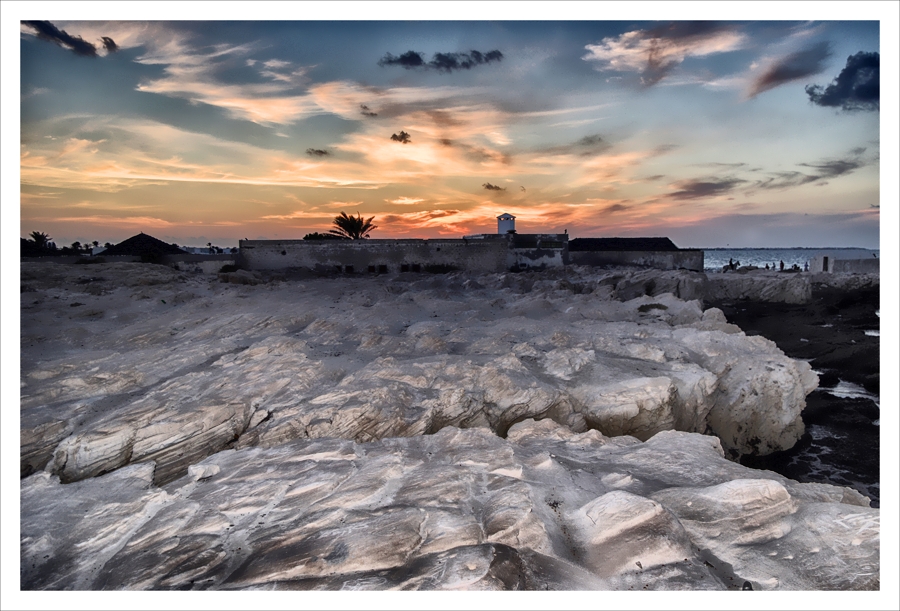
[328,211,377,240]
[29,231,51,248]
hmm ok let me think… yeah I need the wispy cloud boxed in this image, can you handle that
[583,22,746,86]
[747,41,831,97]
[386,197,425,206]
[668,177,747,200]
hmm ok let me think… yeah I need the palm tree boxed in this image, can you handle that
[29,231,51,248]
[328,211,377,240]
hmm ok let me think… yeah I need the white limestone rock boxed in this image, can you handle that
[20,421,877,591]
[21,263,819,486]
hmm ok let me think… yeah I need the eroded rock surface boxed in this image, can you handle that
[20,421,876,591]
[20,262,877,591]
[22,263,815,484]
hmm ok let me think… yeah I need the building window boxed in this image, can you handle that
[411,264,421,272]
[378,265,388,273]
[401,264,409,272]
[368,265,376,273]
[345,265,354,273]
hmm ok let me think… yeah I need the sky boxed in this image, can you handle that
[9,8,895,250]
[3,7,900,609]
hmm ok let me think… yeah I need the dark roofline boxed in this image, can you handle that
[569,237,681,252]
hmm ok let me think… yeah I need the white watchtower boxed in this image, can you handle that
[497,213,516,234]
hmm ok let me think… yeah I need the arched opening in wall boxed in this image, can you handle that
[344,265,354,273]
[401,264,409,272]
[335,265,342,272]
[411,264,421,272]
[378,265,388,273]
[368,265,376,273]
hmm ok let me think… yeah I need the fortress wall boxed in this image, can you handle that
[238,238,510,273]
[569,249,704,272]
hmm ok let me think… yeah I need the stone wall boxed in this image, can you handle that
[568,249,704,272]
[239,238,511,273]
[809,253,879,274]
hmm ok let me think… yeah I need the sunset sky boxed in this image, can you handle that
[10,6,895,248]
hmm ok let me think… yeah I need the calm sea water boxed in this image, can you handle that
[702,248,879,272]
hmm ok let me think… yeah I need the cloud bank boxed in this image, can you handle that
[806,51,879,111]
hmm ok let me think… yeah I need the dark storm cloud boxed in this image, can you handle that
[305,148,330,157]
[670,178,746,200]
[749,41,831,97]
[101,36,119,53]
[379,49,503,73]
[22,20,102,57]
[805,51,879,111]
[360,104,377,117]
[378,50,426,69]
[482,183,505,191]
[390,131,411,144]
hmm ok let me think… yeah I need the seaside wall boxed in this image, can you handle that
[239,238,511,273]
[809,253,879,274]
[569,249,704,272]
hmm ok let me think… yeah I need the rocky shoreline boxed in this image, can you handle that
[19,262,880,591]
[710,279,880,506]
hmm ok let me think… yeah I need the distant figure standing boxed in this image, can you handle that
[779,260,784,271]
[729,257,734,271]
[804,261,809,272]
[765,263,769,270]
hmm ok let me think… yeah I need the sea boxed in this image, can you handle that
[702,248,879,272]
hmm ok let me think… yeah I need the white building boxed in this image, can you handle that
[497,213,516,234]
